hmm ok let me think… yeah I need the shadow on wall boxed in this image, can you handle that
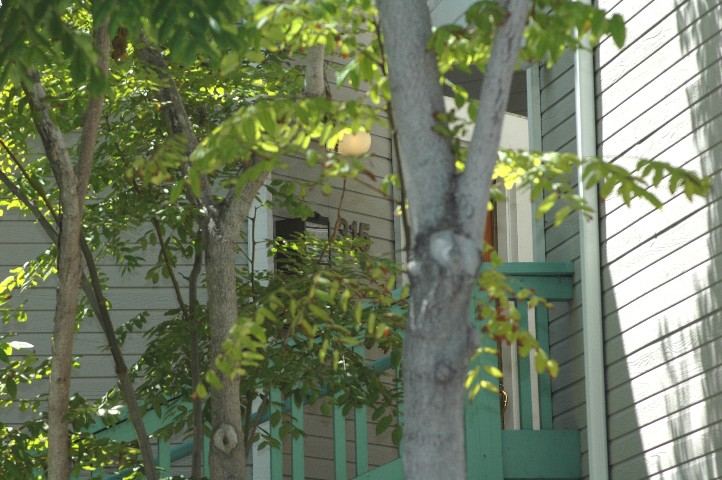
[663,1,722,477]
[595,1,722,478]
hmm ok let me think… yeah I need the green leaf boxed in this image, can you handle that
[483,365,503,379]
[6,380,16,398]
[205,370,222,389]
[536,193,558,217]
[553,205,572,226]
[376,414,393,435]
[196,383,208,399]
[546,359,559,379]
[391,425,402,445]
[257,108,277,136]
[609,15,626,48]
[308,304,331,322]
[535,350,548,374]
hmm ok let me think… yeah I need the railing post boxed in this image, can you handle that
[291,395,305,480]
[354,346,369,476]
[517,300,534,430]
[333,400,347,480]
[157,436,170,476]
[467,290,504,479]
[269,388,283,480]
[535,305,553,429]
[203,435,210,478]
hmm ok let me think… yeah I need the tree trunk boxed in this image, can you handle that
[46,136,84,480]
[203,168,267,479]
[404,260,478,479]
[24,21,110,479]
[377,1,530,478]
[206,215,246,479]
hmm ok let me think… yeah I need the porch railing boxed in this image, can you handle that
[84,262,579,480]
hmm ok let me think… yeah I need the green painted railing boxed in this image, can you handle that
[86,262,579,479]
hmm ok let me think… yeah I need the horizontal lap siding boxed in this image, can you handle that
[1,211,197,404]
[598,0,722,478]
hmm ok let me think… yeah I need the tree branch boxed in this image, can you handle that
[377,0,455,240]
[0,137,59,225]
[134,32,214,208]
[304,44,326,98]
[76,19,110,202]
[461,0,531,242]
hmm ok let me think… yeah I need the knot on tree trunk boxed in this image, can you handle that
[434,361,456,383]
[212,424,238,454]
[429,230,479,276]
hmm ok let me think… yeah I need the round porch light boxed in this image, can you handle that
[333,130,372,156]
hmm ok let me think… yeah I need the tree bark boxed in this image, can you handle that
[204,201,247,480]
[24,20,111,480]
[305,44,326,98]
[377,1,530,478]
[29,74,85,480]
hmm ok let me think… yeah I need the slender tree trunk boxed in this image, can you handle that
[23,21,110,479]
[205,213,246,479]
[45,125,85,480]
[203,167,268,479]
[377,1,530,478]
[80,247,158,480]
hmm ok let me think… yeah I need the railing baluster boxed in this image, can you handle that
[157,436,170,476]
[354,406,368,476]
[467,289,504,478]
[203,434,210,478]
[535,305,553,430]
[291,395,304,480]
[354,345,369,476]
[333,399,347,480]
[517,300,534,430]
[269,388,283,480]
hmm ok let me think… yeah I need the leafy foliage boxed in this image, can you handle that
[121,234,404,453]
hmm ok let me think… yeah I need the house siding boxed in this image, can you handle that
[599,0,722,478]
[541,0,722,478]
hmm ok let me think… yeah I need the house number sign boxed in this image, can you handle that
[338,217,371,250]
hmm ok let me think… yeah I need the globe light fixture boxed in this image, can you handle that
[332,130,372,156]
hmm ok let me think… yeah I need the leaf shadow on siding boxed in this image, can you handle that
[661,1,722,478]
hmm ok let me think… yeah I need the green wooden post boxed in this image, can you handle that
[535,306,553,430]
[467,290,504,479]
[203,435,210,478]
[355,406,369,476]
[517,300,533,430]
[291,396,305,480]
[157,437,171,476]
[270,388,283,480]
[354,346,369,476]
[333,402,347,480]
